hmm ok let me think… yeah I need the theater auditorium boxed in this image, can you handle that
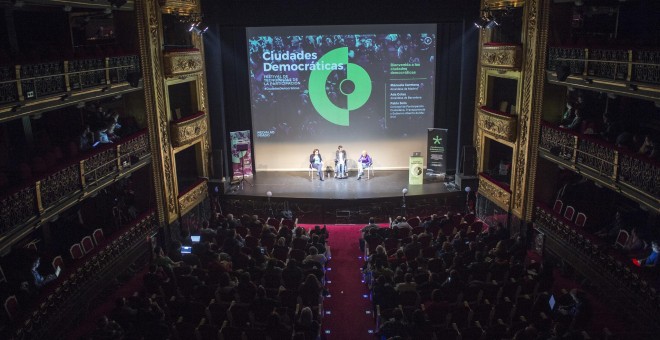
[0,0,658,339]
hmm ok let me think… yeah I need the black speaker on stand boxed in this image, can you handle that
[455,145,479,191]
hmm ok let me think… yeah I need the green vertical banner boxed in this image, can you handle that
[230,130,253,178]
[426,128,447,178]
[409,156,424,185]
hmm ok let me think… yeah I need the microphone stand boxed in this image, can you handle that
[238,155,253,189]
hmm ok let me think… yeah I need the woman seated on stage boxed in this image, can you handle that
[335,145,347,178]
[357,150,372,180]
[309,148,324,181]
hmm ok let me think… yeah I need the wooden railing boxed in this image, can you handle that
[548,46,660,85]
[539,121,659,202]
[0,54,140,106]
[0,129,150,237]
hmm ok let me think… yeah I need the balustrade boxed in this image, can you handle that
[0,54,140,106]
[540,121,659,201]
[548,47,660,85]
[0,130,149,239]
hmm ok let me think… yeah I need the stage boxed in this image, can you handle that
[218,170,463,223]
[226,170,459,200]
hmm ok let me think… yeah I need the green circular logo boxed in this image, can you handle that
[308,47,372,126]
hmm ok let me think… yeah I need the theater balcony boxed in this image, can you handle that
[0,129,151,254]
[163,48,204,78]
[170,111,207,148]
[477,106,518,143]
[481,43,523,70]
[0,52,142,123]
[546,46,660,102]
[539,121,659,213]
[533,203,660,334]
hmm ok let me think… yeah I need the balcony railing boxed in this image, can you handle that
[0,129,150,238]
[481,43,523,70]
[162,48,203,78]
[0,54,140,106]
[478,172,512,210]
[477,106,518,142]
[539,121,659,202]
[548,46,660,85]
[170,111,207,147]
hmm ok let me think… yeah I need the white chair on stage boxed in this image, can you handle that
[309,163,325,181]
[358,159,374,179]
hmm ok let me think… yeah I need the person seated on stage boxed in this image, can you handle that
[309,148,324,181]
[335,145,347,178]
[357,150,372,180]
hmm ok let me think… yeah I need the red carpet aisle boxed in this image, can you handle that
[320,224,376,339]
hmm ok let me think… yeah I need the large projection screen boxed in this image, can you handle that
[247,24,437,171]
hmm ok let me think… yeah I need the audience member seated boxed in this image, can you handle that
[31,257,56,290]
[376,307,408,339]
[635,241,660,268]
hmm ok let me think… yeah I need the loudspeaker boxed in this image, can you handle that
[556,63,570,82]
[461,145,477,176]
[208,178,226,195]
[127,72,142,88]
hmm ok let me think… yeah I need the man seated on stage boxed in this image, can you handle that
[309,148,324,181]
[357,150,372,180]
[335,145,347,178]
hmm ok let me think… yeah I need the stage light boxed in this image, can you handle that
[486,16,500,29]
[474,17,489,29]
[189,21,209,35]
[402,188,408,195]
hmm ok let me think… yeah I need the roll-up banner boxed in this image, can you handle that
[426,128,448,179]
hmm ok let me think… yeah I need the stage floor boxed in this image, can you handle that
[226,170,459,201]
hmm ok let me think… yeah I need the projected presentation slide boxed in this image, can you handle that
[247,24,437,170]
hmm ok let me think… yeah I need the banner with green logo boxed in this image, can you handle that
[426,128,447,178]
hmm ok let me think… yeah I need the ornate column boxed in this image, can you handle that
[135,0,179,224]
[511,0,550,222]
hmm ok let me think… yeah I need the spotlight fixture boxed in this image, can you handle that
[189,21,209,35]
[474,17,489,29]
[486,17,500,29]
[474,6,510,30]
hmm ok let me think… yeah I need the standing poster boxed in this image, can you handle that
[230,130,253,178]
[426,128,448,178]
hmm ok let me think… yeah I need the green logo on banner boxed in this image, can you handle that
[308,47,372,126]
[433,136,442,145]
